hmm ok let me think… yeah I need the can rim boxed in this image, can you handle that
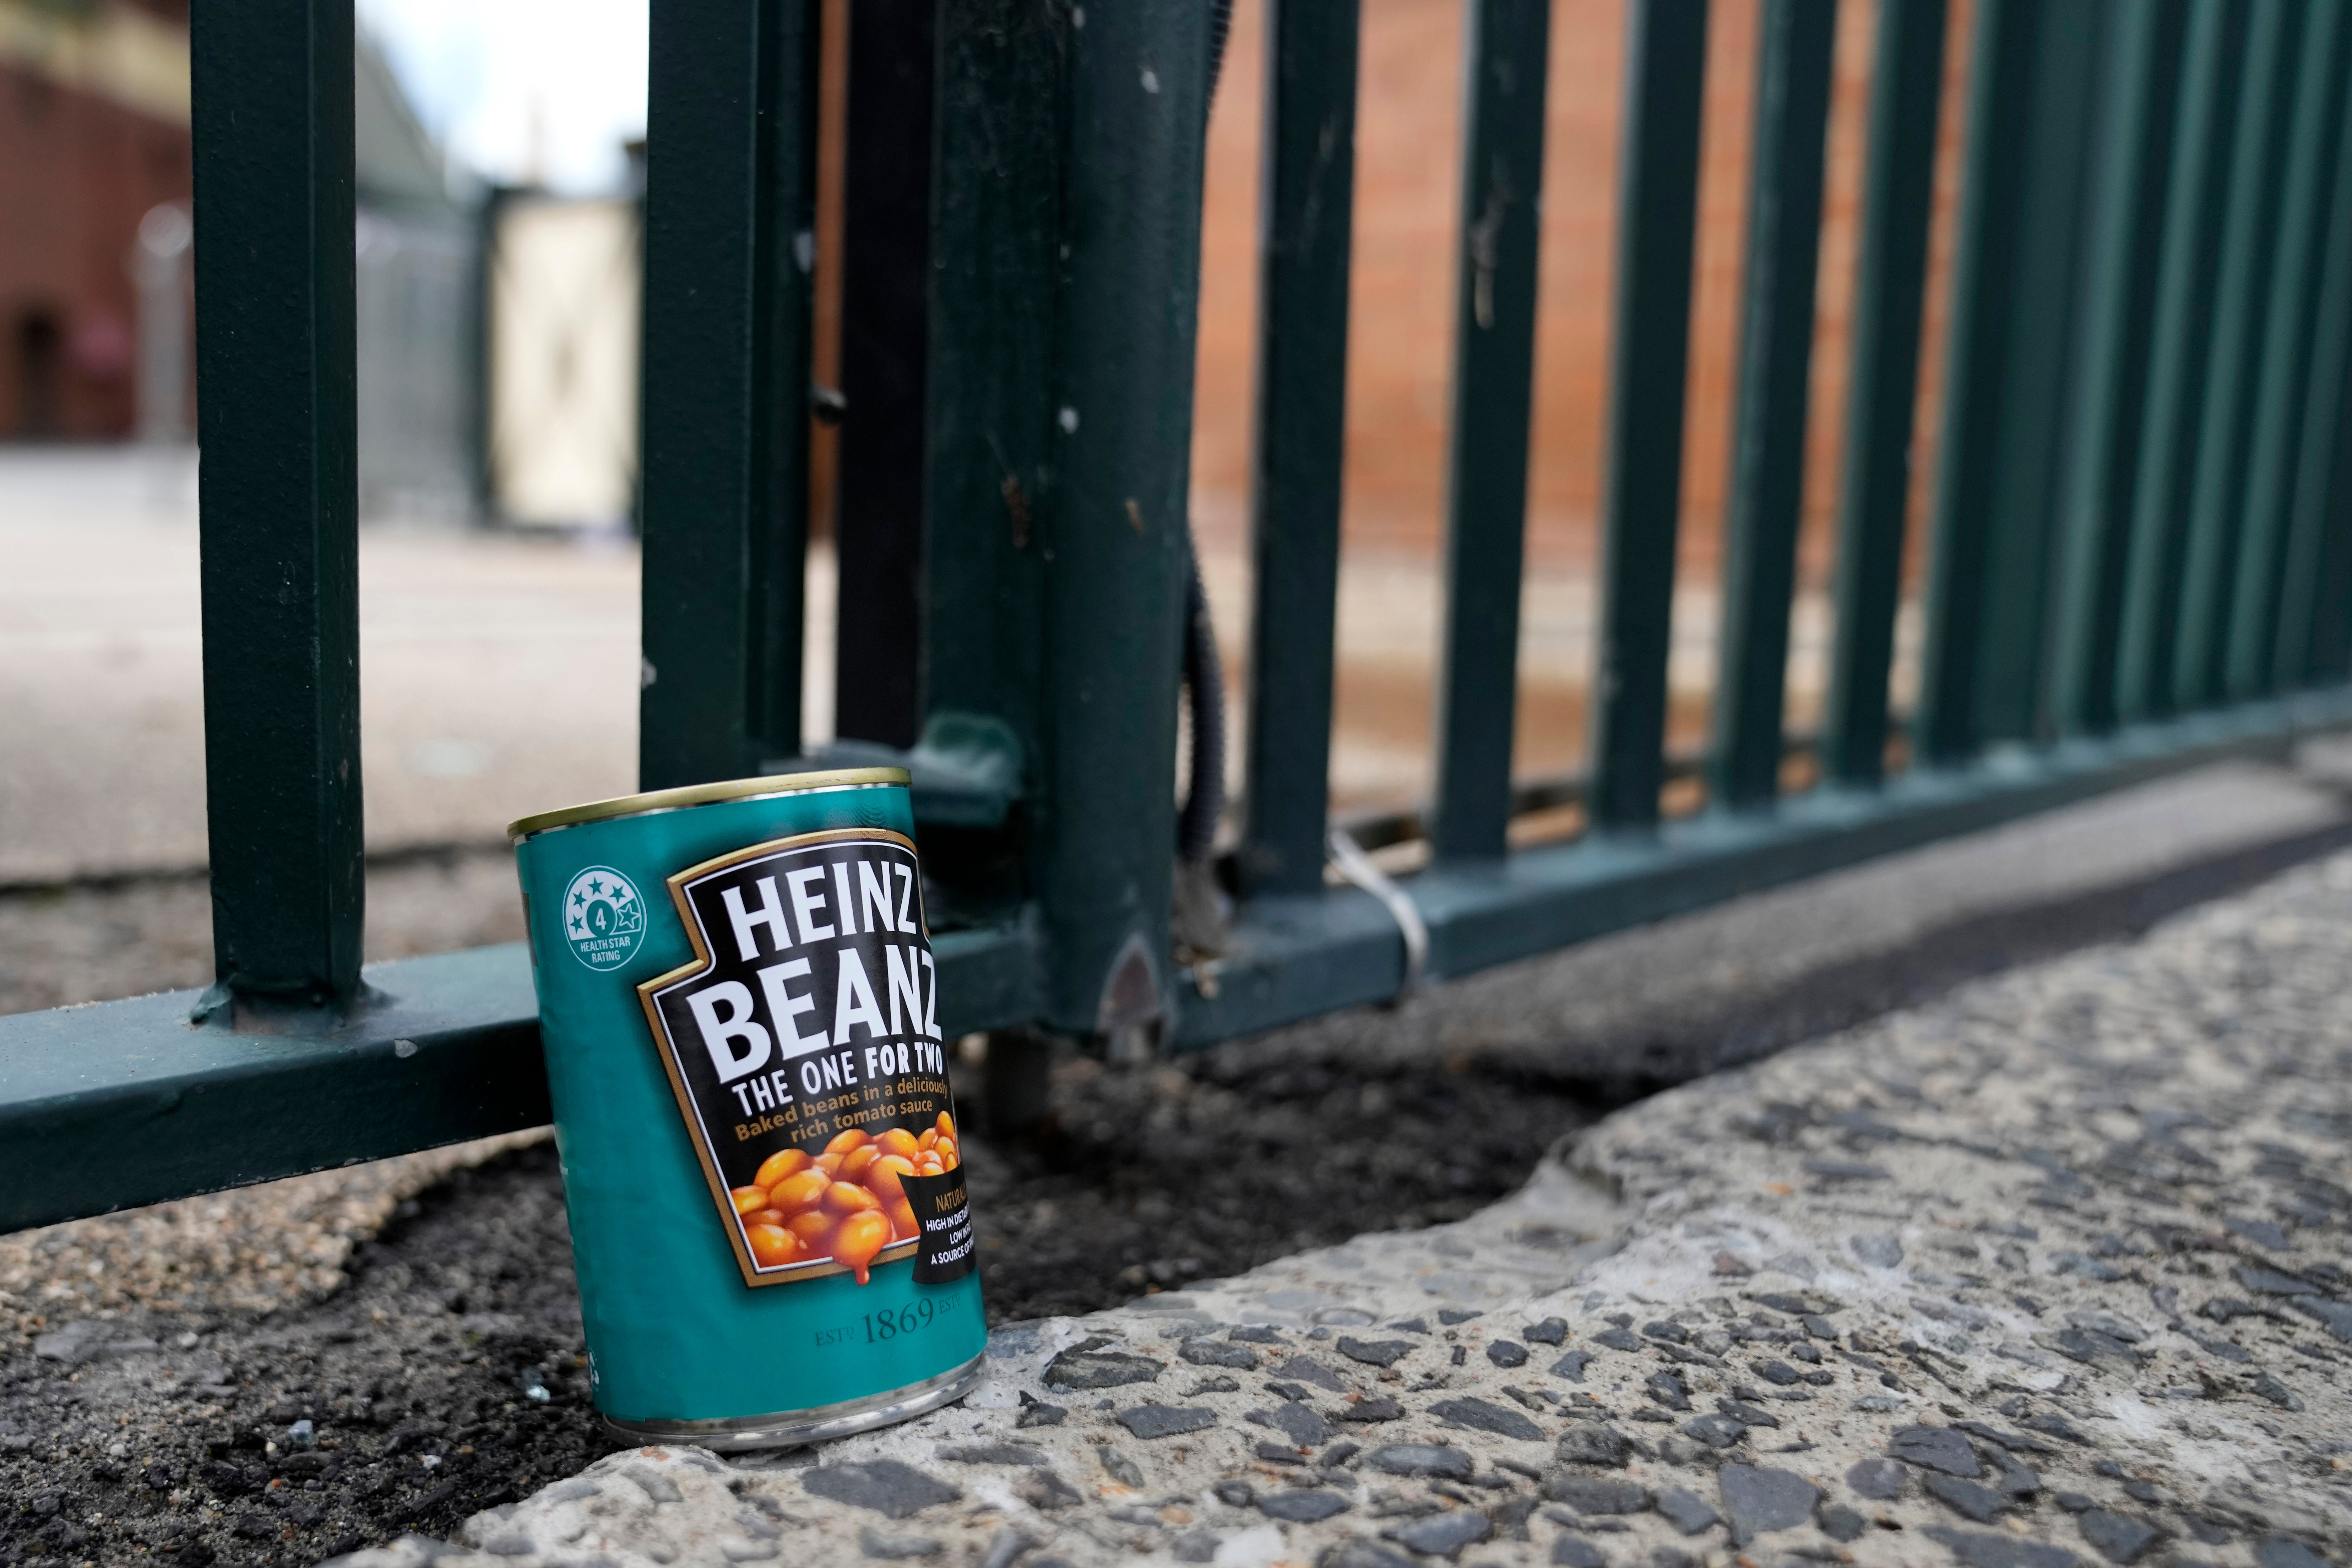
[506,767,911,841]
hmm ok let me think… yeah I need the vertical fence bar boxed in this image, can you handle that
[2272,59,2352,691]
[923,0,1064,771]
[753,10,823,762]
[2115,0,2252,724]
[1968,0,2105,746]
[2171,0,2303,712]
[1033,0,1210,1034]
[919,0,1059,1094]
[1914,0,2038,767]
[639,0,819,789]
[2307,379,2352,681]
[1820,0,1948,785]
[1584,0,1709,834]
[1239,0,1363,895]
[2226,2,2352,701]
[833,0,936,748]
[1708,0,1837,811]
[190,0,363,1011]
[2048,0,2188,736]
[1428,0,1554,861]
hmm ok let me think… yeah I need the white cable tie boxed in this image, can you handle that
[1326,826,1428,1000]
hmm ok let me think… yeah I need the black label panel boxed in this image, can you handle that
[636,829,966,1289]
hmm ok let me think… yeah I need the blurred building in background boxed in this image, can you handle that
[483,183,641,530]
[0,0,189,440]
[0,0,504,523]
[352,26,480,521]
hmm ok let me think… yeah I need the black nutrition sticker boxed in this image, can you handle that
[900,1167,976,1284]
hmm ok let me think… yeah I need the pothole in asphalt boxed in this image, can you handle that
[964,1051,1611,1319]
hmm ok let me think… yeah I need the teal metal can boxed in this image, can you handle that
[509,767,987,1448]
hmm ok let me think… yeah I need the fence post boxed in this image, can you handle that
[1032,0,1211,1037]
[639,0,820,789]
[2115,0,2254,724]
[1709,0,1837,812]
[2225,4,2352,701]
[2048,0,2188,736]
[2172,0,2305,713]
[1820,0,1948,785]
[2272,49,2352,689]
[924,0,1064,783]
[1239,0,1364,895]
[2307,374,2352,679]
[191,0,364,1014]
[1585,0,1709,834]
[1968,0,2106,747]
[1915,0,2039,766]
[833,0,936,748]
[1429,0,1555,860]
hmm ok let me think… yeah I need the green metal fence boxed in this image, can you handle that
[7,0,2352,1235]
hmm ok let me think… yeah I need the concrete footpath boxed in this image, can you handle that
[332,853,2352,1568]
[0,450,644,885]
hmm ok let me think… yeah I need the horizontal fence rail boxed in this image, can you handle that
[10,0,2352,1234]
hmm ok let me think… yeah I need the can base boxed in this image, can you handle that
[599,1353,986,1452]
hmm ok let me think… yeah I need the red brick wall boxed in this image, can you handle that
[0,62,190,437]
[1190,0,1972,588]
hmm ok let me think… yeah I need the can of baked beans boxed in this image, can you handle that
[509,767,985,1448]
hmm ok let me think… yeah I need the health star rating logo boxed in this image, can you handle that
[559,865,647,970]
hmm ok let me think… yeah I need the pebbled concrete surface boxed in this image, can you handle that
[317,851,2352,1568]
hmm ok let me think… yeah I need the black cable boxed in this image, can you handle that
[1178,534,1226,862]
[1176,0,1238,864]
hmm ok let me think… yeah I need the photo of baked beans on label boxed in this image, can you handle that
[731,1117,960,1285]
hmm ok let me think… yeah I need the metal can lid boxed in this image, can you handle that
[507,767,911,842]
